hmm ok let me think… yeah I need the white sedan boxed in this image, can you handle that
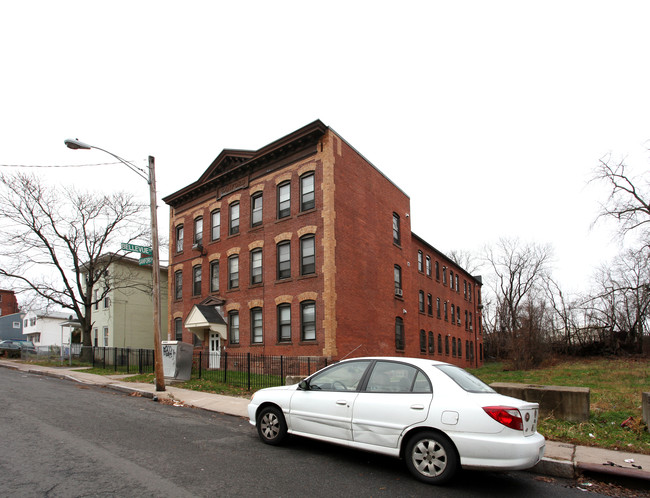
[248,357,545,484]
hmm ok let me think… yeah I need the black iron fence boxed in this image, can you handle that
[83,346,328,390]
[192,351,328,391]
[91,347,155,374]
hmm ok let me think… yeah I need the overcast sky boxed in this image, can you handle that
[2,1,649,294]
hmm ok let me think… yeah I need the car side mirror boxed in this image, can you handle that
[299,380,310,390]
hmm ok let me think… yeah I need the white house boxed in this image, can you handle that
[22,310,77,348]
[84,254,168,349]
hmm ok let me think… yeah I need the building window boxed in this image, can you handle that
[228,255,239,289]
[435,261,440,280]
[428,331,434,354]
[392,213,400,245]
[450,271,454,289]
[301,301,316,341]
[426,255,431,277]
[445,335,450,355]
[458,339,462,358]
[420,330,426,353]
[174,270,182,300]
[438,333,442,354]
[455,275,460,293]
[457,307,461,326]
[444,301,448,321]
[103,326,109,347]
[451,304,455,323]
[210,260,219,293]
[94,289,99,310]
[251,193,263,227]
[192,265,202,296]
[94,328,98,347]
[194,216,203,245]
[427,294,433,315]
[229,202,240,235]
[468,283,472,302]
[250,249,263,285]
[228,311,239,344]
[300,235,315,275]
[104,295,110,308]
[436,297,441,318]
[452,337,457,357]
[469,312,473,330]
[464,280,468,299]
[251,307,263,344]
[211,210,220,241]
[417,251,423,272]
[174,318,183,341]
[277,241,291,280]
[300,172,315,211]
[278,304,291,342]
[175,224,184,253]
[395,316,404,350]
[443,267,447,285]
[278,182,291,219]
[394,265,402,296]
[418,291,425,313]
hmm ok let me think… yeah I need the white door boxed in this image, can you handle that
[209,332,221,369]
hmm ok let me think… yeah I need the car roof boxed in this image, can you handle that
[339,356,452,369]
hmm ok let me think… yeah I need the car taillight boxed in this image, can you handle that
[483,406,523,431]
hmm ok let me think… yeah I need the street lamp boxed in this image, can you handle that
[64,138,165,392]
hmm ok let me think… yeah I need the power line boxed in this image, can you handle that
[0,160,145,169]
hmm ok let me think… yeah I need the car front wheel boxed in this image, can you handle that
[256,406,288,445]
[404,431,458,484]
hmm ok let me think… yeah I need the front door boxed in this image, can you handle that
[209,332,221,369]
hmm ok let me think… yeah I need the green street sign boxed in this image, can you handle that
[121,243,152,255]
[138,256,154,266]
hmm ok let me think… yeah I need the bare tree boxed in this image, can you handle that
[587,247,650,354]
[483,238,553,367]
[448,249,482,276]
[0,173,149,355]
[593,154,650,248]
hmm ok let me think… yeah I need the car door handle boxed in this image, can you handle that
[410,404,425,410]
[336,400,348,405]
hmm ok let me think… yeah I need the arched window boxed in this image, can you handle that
[395,317,405,350]
[301,301,316,341]
[300,235,315,275]
[300,172,315,211]
[251,307,263,344]
[278,182,291,218]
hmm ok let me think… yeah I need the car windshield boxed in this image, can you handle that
[436,365,495,393]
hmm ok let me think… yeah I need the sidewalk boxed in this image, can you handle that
[2,359,649,484]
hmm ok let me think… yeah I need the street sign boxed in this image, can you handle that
[121,243,152,255]
[139,256,154,266]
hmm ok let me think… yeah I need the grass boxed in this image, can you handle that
[468,358,650,455]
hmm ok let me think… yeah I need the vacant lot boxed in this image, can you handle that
[469,357,650,455]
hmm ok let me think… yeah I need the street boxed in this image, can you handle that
[0,368,609,497]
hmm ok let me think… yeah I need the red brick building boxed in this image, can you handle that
[162,121,483,367]
[0,290,20,317]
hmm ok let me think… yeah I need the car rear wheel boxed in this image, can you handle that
[404,431,458,484]
[256,406,287,445]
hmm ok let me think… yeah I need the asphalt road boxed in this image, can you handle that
[0,368,610,497]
